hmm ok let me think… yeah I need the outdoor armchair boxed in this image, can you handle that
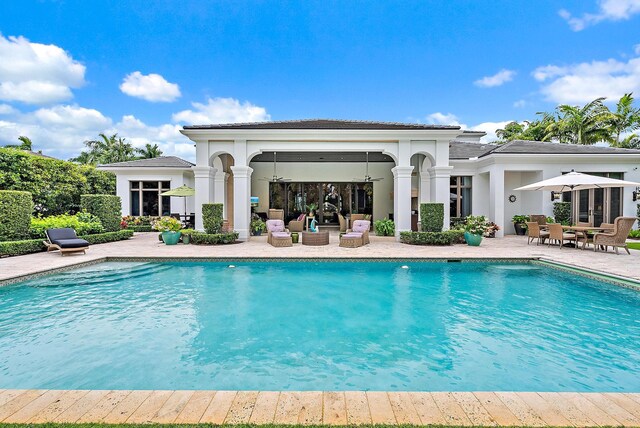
[44,228,90,256]
[265,219,291,246]
[547,223,577,249]
[593,217,636,255]
[526,221,549,245]
[346,220,371,245]
[268,209,284,220]
[529,215,547,226]
[288,214,306,232]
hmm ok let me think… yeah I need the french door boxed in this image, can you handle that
[574,187,622,226]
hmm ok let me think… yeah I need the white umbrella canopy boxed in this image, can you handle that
[514,170,640,192]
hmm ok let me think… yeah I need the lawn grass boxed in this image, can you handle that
[627,242,640,250]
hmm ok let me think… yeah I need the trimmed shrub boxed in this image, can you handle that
[0,190,33,241]
[126,225,154,232]
[190,231,238,245]
[0,230,133,257]
[450,216,466,230]
[81,229,133,244]
[637,204,640,228]
[400,230,464,245]
[81,194,122,232]
[553,202,571,225]
[374,219,395,236]
[0,239,46,257]
[202,203,224,234]
[30,212,104,238]
[420,203,444,232]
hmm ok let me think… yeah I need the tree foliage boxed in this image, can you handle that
[70,133,163,164]
[496,93,640,146]
[0,148,116,215]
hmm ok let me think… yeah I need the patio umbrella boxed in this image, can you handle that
[513,170,640,192]
[160,185,195,216]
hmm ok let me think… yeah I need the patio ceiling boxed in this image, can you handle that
[250,151,394,163]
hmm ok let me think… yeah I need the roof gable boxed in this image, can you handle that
[98,156,194,168]
[183,118,461,131]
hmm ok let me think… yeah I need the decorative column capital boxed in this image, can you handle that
[192,166,216,179]
[427,165,453,178]
[391,166,414,179]
[230,165,253,179]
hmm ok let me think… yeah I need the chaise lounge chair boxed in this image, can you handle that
[266,219,292,247]
[343,219,371,246]
[44,228,90,256]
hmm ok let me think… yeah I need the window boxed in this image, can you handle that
[450,176,472,219]
[130,181,171,216]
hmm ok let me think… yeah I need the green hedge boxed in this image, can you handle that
[81,194,121,232]
[420,203,444,232]
[0,230,134,257]
[553,202,571,225]
[126,225,154,232]
[0,147,115,215]
[400,230,464,245]
[202,203,224,234]
[189,231,238,245]
[30,212,104,238]
[0,190,33,241]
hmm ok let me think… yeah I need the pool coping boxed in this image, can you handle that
[2,256,640,291]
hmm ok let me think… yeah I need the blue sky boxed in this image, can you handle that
[0,0,639,160]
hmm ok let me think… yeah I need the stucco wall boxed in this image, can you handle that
[249,162,395,221]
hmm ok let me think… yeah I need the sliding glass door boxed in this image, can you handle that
[573,172,623,225]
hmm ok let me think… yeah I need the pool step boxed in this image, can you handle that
[26,263,173,288]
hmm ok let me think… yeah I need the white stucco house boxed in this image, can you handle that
[99,119,640,240]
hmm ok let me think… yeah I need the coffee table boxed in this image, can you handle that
[302,231,329,246]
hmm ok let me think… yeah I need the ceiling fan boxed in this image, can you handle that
[259,152,291,182]
[353,152,384,182]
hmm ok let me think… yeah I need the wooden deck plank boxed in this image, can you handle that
[76,390,132,423]
[604,393,640,419]
[432,392,474,426]
[173,390,215,424]
[345,391,372,425]
[365,392,396,424]
[200,390,236,424]
[409,392,446,425]
[581,393,640,427]
[54,390,110,423]
[494,392,546,427]
[249,391,280,424]
[474,392,522,426]
[559,392,624,426]
[102,390,152,423]
[152,390,194,424]
[28,390,89,423]
[453,392,497,426]
[225,390,259,424]
[0,390,47,422]
[515,392,571,427]
[323,391,347,426]
[126,390,173,423]
[388,391,421,425]
[298,391,323,425]
[0,390,29,409]
[274,391,302,424]
[3,390,65,423]
[537,392,597,427]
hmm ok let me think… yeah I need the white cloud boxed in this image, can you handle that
[513,99,527,108]
[474,69,516,88]
[560,0,640,31]
[426,112,464,127]
[532,55,640,104]
[172,97,270,124]
[0,104,18,115]
[33,105,111,130]
[119,71,181,102]
[635,44,640,55]
[0,34,85,104]
[470,121,512,143]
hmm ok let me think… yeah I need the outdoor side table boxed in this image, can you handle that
[302,231,329,246]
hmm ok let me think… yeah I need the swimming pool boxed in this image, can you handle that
[0,260,638,392]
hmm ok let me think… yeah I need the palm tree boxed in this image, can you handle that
[70,133,137,164]
[544,97,611,145]
[137,143,163,159]
[17,136,33,151]
[607,93,640,146]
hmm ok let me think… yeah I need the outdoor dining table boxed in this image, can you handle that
[561,225,614,250]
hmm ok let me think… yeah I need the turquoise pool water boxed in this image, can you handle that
[0,260,639,392]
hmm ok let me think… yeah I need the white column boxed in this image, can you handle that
[213,170,226,208]
[231,165,253,241]
[192,166,215,231]
[489,167,505,237]
[392,166,414,238]
[428,166,454,230]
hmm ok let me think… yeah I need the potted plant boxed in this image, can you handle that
[181,228,195,244]
[373,219,395,236]
[512,215,529,235]
[464,215,490,246]
[484,222,500,238]
[153,216,183,245]
[250,218,266,236]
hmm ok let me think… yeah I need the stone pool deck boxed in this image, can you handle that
[1,389,640,426]
[1,233,639,426]
[1,232,639,284]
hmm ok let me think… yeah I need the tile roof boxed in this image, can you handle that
[183,118,461,130]
[490,140,640,155]
[449,141,497,159]
[99,156,194,168]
